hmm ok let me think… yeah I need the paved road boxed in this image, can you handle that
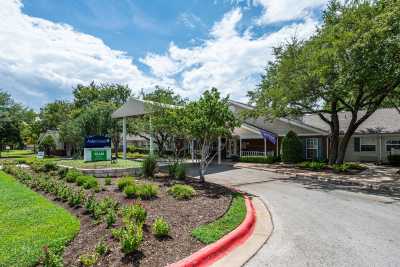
[196,164,400,267]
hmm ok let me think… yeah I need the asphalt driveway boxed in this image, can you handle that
[191,163,400,267]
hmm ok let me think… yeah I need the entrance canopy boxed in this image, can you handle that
[112,98,175,119]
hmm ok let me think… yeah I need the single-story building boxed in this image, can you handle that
[227,100,400,163]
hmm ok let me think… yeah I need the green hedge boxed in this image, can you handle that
[239,155,280,164]
[282,131,303,163]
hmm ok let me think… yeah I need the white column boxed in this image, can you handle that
[122,116,127,160]
[239,137,242,157]
[218,136,221,165]
[276,137,279,156]
[379,134,382,162]
[264,138,267,157]
[191,140,195,162]
[149,116,154,155]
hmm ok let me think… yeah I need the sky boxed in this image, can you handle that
[0,0,329,110]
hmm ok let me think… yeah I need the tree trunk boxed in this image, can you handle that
[328,112,340,164]
[114,141,119,158]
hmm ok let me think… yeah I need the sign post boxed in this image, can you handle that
[83,136,112,162]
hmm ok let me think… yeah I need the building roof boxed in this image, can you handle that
[229,100,400,135]
[112,97,176,119]
[301,108,400,134]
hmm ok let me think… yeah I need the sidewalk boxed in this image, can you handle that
[234,162,400,196]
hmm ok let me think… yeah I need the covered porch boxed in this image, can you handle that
[228,123,279,158]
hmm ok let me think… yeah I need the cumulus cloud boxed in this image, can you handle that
[253,0,328,24]
[141,9,319,101]
[0,0,163,108]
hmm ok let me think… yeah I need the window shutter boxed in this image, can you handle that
[354,137,360,152]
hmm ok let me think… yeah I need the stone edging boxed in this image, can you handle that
[167,195,256,267]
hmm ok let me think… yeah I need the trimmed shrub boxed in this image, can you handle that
[117,176,134,191]
[332,162,366,173]
[120,222,143,254]
[79,253,98,267]
[65,169,81,183]
[175,164,186,180]
[167,184,196,200]
[106,209,117,228]
[239,156,279,164]
[136,183,158,199]
[95,240,109,256]
[152,217,170,238]
[104,177,112,186]
[57,167,69,179]
[168,163,178,178]
[76,175,89,186]
[124,185,137,198]
[122,204,147,225]
[83,176,99,189]
[282,131,303,163]
[298,161,327,171]
[142,156,157,177]
[388,154,400,166]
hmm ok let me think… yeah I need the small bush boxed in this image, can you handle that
[111,228,123,240]
[142,156,157,177]
[106,209,117,228]
[95,240,109,256]
[43,161,58,172]
[152,217,170,237]
[57,167,69,179]
[168,163,178,178]
[167,184,196,200]
[117,176,134,191]
[136,183,158,199]
[65,169,81,183]
[298,161,327,171]
[42,245,63,267]
[239,156,278,164]
[120,222,143,254]
[122,203,147,225]
[282,131,303,163]
[388,154,400,166]
[105,177,112,185]
[83,176,99,189]
[331,163,365,173]
[175,164,186,180]
[76,175,89,186]
[79,253,98,267]
[124,185,137,198]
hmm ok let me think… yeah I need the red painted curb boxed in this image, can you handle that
[167,195,256,267]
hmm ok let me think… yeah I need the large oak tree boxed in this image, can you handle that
[248,0,400,164]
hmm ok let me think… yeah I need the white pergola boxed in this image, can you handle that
[112,97,223,164]
[112,98,169,159]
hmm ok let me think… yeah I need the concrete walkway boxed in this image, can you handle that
[189,163,400,267]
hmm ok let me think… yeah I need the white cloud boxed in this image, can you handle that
[0,0,164,108]
[141,9,319,101]
[253,0,328,24]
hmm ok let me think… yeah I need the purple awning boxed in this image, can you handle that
[260,129,277,144]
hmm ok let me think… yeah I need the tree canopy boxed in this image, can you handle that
[248,0,400,164]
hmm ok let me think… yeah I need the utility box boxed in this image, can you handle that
[83,136,112,162]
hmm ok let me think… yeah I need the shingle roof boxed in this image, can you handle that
[229,100,400,135]
[299,108,400,134]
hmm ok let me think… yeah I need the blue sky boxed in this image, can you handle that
[0,0,328,110]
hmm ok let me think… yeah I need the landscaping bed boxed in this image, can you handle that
[58,159,142,169]
[2,161,235,267]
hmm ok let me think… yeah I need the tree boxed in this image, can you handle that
[0,91,23,155]
[281,131,303,163]
[129,87,187,156]
[248,0,400,164]
[39,100,73,131]
[181,88,239,182]
[39,135,56,156]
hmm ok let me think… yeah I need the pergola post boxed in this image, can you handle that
[149,116,154,155]
[218,136,221,165]
[264,138,267,157]
[239,137,242,157]
[122,116,127,160]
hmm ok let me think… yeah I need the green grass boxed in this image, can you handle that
[57,159,142,169]
[0,150,34,159]
[192,193,246,244]
[0,171,80,266]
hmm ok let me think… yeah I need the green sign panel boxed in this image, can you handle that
[91,150,107,161]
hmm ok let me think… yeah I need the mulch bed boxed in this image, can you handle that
[36,173,232,267]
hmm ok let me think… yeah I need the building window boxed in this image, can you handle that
[386,140,400,152]
[354,137,376,152]
[305,138,319,160]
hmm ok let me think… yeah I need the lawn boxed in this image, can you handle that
[192,193,246,244]
[57,159,142,169]
[0,149,34,159]
[0,171,80,266]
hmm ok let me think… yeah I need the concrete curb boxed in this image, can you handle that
[167,196,256,267]
[211,196,274,267]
